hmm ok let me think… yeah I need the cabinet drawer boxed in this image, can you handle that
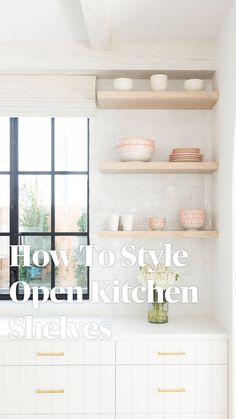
[0,340,115,365]
[0,365,115,415]
[116,365,228,414]
[116,415,228,419]
[116,340,227,364]
[1,416,115,419]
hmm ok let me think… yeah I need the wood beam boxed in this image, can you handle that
[80,0,110,51]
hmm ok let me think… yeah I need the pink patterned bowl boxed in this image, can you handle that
[179,209,207,230]
[118,138,155,147]
[149,217,166,231]
[116,143,154,162]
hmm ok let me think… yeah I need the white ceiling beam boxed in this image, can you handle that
[0,42,216,75]
[80,0,110,51]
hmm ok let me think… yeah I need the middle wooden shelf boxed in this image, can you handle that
[99,161,218,174]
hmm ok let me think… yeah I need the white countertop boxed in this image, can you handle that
[0,315,227,340]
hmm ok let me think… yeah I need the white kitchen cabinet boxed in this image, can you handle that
[2,416,115,419]
[0,332,228,419]
[116,340,228,365]
[116,415,227,419]
[0,340,115,366]
[0,365,115,415]
[116,364,228,415]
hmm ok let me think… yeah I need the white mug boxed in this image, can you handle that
[108,214,120,231]
[150,74,168,91]
[121,214,134,231]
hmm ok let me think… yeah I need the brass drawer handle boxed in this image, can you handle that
[36,389,65,394]
[157,351,186,356]
[158,388,186,393]
[36,352,65,357]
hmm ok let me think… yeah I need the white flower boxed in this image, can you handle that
[137,264,179,290]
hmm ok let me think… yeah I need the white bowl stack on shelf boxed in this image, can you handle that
[116,138,155,162]
[169,148,203,162]
[113,78,134,91]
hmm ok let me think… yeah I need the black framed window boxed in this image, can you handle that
[0,117,89,300]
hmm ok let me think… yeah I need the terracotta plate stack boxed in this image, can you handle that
[169,148,203,162]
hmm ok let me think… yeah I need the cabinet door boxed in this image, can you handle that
[0,365,115,415]
[116,365,227,415]
[2,416,115,419]
[116,340,228,365]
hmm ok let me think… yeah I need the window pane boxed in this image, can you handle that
[55,118,88,171]
[19,236,51,288]
[0,175,9,232]
[0,237,9,293]
[55,175,87,232]
[19,175,51,232]
[19,118,51,171]
[0,118,9,171]
[55,236,88,290]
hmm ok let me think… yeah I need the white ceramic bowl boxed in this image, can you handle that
[149,217,166,231]
[150,74,168,91]
[184,79,204,91]
[116,144,154,162]
[113,78,134,91]
[179,209,207,230]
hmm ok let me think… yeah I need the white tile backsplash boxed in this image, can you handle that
[89,108,214,315]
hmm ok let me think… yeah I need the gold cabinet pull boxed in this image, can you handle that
[158,388,186,393]
[36,352,65,357]
[36,389,65,394]
[157,351,186,356]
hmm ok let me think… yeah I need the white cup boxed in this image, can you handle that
[108,214,120,231]
[121,214,134,231]
[150,74,168,91]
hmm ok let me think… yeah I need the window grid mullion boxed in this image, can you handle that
[9,117,19,287]
[51,118,55,288]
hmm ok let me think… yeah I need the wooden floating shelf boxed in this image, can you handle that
[97,91,219,110]
[99,161,218,174]
[98,231,218,239]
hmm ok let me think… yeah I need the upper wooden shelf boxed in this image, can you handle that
[97,91,219,110]
[99,161,218,174]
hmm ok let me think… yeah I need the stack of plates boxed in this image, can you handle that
[169,148,203,162]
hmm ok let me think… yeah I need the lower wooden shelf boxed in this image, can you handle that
[98,230,218,238]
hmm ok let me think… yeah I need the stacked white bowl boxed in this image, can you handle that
[179,209,207,231]
[116,138,155,162]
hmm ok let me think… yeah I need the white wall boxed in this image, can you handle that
[212,0,236,334]
[212,1,236,417]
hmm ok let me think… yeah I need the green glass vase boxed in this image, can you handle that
[148,290,168,324]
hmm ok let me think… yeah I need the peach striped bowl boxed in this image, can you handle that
[118,138,155,147]
[149,217,166,231]
[179,209,207,230]
[116,143,154,162]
